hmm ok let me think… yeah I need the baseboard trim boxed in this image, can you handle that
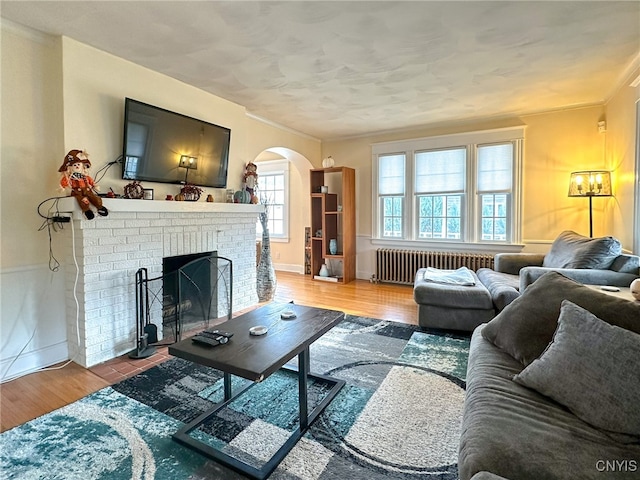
[0,341,69,383]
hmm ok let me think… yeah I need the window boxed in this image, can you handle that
[256,160,289,241]
[378,154,405,238]
[372,127,523,245]
[415,148,466,239]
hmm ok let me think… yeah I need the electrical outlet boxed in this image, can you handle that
[275,252,281,259]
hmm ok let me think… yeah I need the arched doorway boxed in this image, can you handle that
[252,148,314,274]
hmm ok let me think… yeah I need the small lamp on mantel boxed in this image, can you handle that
[568,170,612,237]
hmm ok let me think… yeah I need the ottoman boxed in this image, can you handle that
[413,268,495,331]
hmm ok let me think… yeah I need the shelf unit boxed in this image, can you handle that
[310,167,356,284]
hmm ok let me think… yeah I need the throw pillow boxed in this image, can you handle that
[514,301,640,441]
[481,271,640,366]
[542,230,621,269]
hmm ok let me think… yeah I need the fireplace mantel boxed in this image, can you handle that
[57,197,264,218]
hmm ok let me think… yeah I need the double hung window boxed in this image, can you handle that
[373,127,523,245]
[256,160,289,241]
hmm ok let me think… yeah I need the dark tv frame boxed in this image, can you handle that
[122,98,231,188]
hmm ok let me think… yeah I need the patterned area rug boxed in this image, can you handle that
[0,315,469,479]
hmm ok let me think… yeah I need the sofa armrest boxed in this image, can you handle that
[494,253,545,275]
[519,266,640,291]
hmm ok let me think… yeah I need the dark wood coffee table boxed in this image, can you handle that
[168,302,345,479]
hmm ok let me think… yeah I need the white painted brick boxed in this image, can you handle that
[113,228,141,237]
[125,219,151,228]
[99,252,129,263]
[99,236,128,246]
[113,243,140,253]
[83,245,116,256]
[84,263,115,274]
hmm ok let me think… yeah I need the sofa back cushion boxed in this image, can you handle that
[542,230,621,269]
[481,271,640,366]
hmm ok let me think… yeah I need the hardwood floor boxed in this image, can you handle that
[0,271,416,432]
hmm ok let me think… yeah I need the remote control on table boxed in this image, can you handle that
[191,329,232,347]
[203,329,234,339]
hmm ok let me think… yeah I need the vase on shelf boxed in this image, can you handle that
[256,210,276,301]
[329,239,338,255]
[319,262,330,277]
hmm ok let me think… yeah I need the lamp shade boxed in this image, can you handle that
[568,170,612,197]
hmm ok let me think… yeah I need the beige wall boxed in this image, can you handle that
[1,23,68,379]
[604,66,639,250]
[521,106,607,242]
[1,24,64,268]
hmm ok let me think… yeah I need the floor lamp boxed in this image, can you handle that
[568,170,612,237]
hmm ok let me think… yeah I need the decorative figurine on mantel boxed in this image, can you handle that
[58,149,108,220]
[243,162,259,203]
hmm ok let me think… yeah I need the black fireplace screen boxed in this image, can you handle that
[134,255,233,345]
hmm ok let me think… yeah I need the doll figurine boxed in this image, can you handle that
[242,162,258,202]
[58,149,109,220]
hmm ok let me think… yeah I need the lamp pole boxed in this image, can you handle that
[588,194,593,238]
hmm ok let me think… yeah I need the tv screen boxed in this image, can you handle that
[122,98,230,188]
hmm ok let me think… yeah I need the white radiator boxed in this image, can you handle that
[375,248,495,285]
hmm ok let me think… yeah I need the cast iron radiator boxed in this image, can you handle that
[375,248,495,285]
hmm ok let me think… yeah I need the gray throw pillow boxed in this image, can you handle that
[514,301,640,441]
[542,230,621,269]
[481,271,640,366]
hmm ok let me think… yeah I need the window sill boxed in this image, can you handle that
[370,238,524,254]
[256,237,289,243]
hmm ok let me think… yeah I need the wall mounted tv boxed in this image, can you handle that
[122,98,231,188]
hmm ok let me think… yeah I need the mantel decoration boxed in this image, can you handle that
[256,208,276,302]
[179,183,203,201]
[58,149,109,220]
[242,162,259,203]
[123,180,144,199]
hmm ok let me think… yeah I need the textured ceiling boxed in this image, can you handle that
[2,1,639,140]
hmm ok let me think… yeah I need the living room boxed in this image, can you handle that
[1,2,639,479]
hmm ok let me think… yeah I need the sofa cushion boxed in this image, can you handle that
[542,230,621,269]
[476,268,520,311]
[481,271,640,366]
[514,301,640,442]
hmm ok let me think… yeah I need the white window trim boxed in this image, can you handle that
[372,126,525,248]
[256,159,290,242]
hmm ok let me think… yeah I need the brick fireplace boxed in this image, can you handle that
[58,198,264,367]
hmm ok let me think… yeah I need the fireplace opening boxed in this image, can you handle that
[162,251,216,340]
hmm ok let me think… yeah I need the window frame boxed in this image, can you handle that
[255,160,290,242]
[372,127,524,249]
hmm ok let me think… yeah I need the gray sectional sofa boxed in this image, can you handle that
[459,272,640,480]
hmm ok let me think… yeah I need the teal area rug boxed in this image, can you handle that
[0,315,469,479]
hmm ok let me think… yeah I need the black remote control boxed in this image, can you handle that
[192,334,229,347]
[203,329,234,339]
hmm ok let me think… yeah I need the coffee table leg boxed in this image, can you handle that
[224,372,232,401]
[298,347,309,430]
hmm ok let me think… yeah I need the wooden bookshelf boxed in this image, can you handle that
[310,167,356,284]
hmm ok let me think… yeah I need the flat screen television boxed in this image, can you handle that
[122,98,230,188]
